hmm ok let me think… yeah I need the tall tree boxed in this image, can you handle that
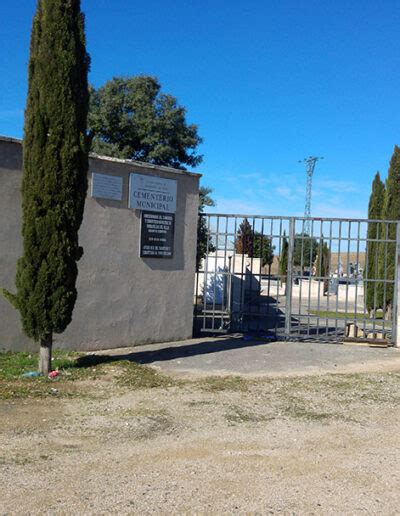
[378,146,400,318]
[293,235,318,269]
[235,218,254,256]
[315,239,330,295]
[279,232,289,286]
[365,172,385,315]
[196,186,215,270]
[2,0,90,374]
[88,76,202,170]
[253,234,275,273]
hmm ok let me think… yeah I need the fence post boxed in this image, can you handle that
[395,222,400,347]
[285,217,295,338]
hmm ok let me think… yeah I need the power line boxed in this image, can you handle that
[298,156,324,234]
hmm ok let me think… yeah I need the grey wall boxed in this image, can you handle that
[0,137,200,351]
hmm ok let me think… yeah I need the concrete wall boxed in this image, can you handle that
[0,137,200,351]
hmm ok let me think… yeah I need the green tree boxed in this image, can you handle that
[293,234,318,269]
[196,186,215,270]
[365,172,385,315]
[2,0,90,374]
[253,234,275,273]
[279,232,289,285]
[315,239,330,295]
[378,146,400,318]
[88,76,202,169]
[88,74,206,268]
[235,218,254,256]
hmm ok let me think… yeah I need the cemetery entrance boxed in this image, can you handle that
[194,214,399,345]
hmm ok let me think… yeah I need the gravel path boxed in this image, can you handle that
[1,361,400,514]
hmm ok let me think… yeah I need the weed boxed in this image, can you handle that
[116,361,181,390]
[282,404,335,422]
[198,375,250,392]
[186,400,216,407]
[224,406,274,424]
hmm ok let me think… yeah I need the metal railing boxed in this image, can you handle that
[194,214,400,345]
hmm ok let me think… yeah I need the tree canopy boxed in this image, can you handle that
[253,234,275,268]
[235,219,275,268]
[88,76,203,170]
[196,187,215,270]
[293,234,318,269]
[235,219,254,256]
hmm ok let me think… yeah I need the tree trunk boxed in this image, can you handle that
[39,334,53,375]
[385,304,392,322]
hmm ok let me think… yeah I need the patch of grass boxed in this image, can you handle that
[0,378,89,400]
[116,361,181,390]
[186,400,216,407]
[0,454,33,466]
[309,309,384,320]
[282,403,335,422]
[317,373,400,404]
[0,350,112,399]
[0,349,183,399]
[308,309,390,326]
[0,350,82,380]
[224,406,274,424]
[197,375,250,392]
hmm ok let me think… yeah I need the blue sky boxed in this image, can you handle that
[1,0,399,219]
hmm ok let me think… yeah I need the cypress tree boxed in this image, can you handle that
[235,218,254,256]
[2,0,90,373]
[279,232,289,286]
[378,146,400,318]
[315,239,330,295]
[365,172,385,315]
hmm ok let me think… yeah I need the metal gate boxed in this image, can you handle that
[194,214,400,345]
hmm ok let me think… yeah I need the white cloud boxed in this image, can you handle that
[209,197,268,215]
[206,167,369,221]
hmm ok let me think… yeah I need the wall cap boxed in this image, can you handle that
[0,135,202,178]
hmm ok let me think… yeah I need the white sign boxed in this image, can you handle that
[91,172,123,201]
[129,173,177,213]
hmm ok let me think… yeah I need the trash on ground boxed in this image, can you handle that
[22,371,42,378]
[48,370,60,378]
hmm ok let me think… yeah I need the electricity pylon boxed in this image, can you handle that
[298,156,323,235]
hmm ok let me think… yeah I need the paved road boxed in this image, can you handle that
[95,336,400,377]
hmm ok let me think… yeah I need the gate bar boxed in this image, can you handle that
[285,217,295,337]
[394,222,400,347]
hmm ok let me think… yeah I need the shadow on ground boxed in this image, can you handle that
[76,337,278,368]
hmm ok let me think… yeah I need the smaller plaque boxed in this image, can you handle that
[91,172,123,201]
[140,211,175,258]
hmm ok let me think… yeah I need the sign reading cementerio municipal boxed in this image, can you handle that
[129,173,177,213]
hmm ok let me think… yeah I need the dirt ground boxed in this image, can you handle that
[1,349,400,514]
